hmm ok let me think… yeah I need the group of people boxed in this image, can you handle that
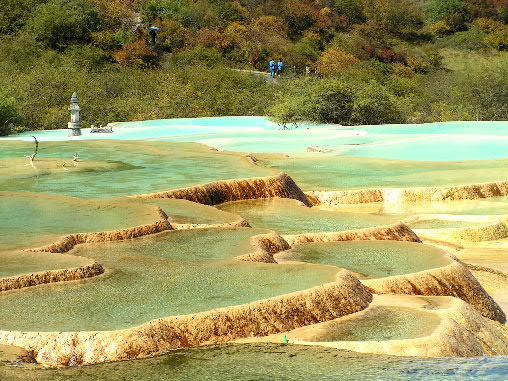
[268,59,284,78]
[268,60,320,78]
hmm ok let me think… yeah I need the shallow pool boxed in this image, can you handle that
[0,192,161,251]
[217,198,398,234]
[0,251,91,278]
[256,155,508,190]
[0,140,273,198]
[3,117,508,161]
[295,306,440,342]
[280,241,450,279]
[2,344,507,381]
[0,228,337,331]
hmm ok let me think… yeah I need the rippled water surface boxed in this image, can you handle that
[2,344,508,381]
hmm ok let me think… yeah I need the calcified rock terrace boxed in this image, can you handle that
[1,162,508,367]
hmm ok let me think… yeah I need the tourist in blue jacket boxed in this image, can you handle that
[269,59,276,78]
[277,59,284,76]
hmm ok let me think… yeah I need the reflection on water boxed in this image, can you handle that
[2,344,508,381]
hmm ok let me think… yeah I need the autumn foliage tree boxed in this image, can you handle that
[317,48,360,74]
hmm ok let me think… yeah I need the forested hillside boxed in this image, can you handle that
[1,0,508,134]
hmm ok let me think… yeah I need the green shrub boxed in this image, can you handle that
[350,81,403,124]
[0,0,47,35]
[333,0,365,25]
[425,0,468,23]
[431,20,454,37]
[0,93,19,136]
[269,79,355,125]
[437,26,489,50]
[64,44,112,68]
[24,0,102,50]
[168,46,224,67]
[473,17,506,33]
[485,29,508,50]
[91,30,123,50]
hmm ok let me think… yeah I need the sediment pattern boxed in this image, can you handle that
[284,223,421,246]
[307,180,508,205]
[30,220,173,254]
[0,271,372,367]
[363,261,506,323]
[172,218,251,230]
[0,263,104,292]
[306,189,384,205]
[415,221,508,244]
[236,233,291,263]
[131,173,311,206]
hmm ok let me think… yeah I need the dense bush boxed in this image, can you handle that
[426,0,468,23]
[1,0,508,136]
[0,92,20,136]
[317,48,360,74]
[24,0,103,50]
[268,77,403,126]
[484,29,508,50]
[0,0,47,35]
[436,26,489,49]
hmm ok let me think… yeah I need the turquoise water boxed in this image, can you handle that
[1,344,507,381]
[4,117,508,161]
[257,156,508,190]
[0,140,273,198]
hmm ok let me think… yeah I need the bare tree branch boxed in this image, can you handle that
[25,136,38,162]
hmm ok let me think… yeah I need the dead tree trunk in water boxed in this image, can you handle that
[25,136,38,162]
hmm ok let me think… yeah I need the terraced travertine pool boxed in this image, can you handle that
[277,241,450,279]
[0,140,274,198]
[217,198,399,234]
[1,116,508,380]
[0,227,338,331]
[255,155,508,191]
[0,192,163,250]
[293,306,441,342]
[407,219,488,229]
[0,251,91,278]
